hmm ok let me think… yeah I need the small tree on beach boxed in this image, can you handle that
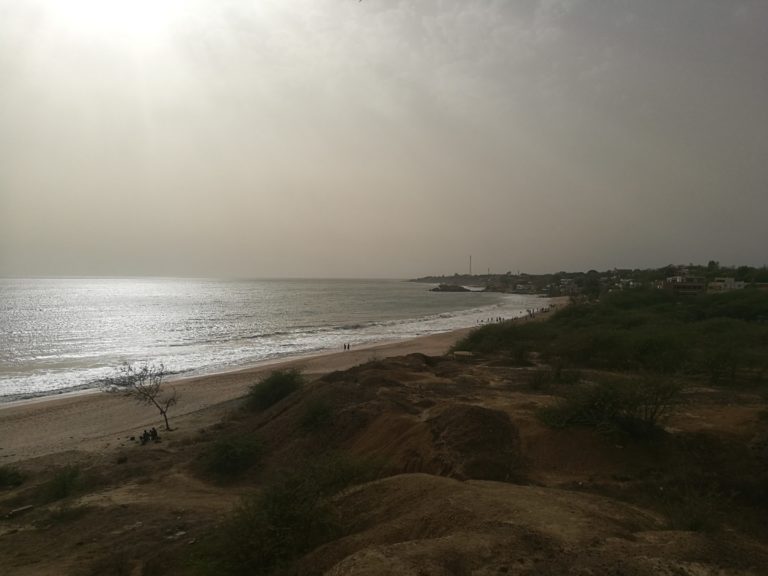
[104,362,178,431]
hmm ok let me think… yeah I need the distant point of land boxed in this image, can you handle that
[429,283,471,292]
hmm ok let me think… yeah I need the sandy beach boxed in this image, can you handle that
[0,328,474,464]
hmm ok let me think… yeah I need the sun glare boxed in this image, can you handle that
[42,0,184,47]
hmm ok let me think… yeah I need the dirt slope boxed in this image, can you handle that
[1,351,767,575]
[307,474,766,576]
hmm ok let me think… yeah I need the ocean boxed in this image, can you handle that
[0,278,548,402]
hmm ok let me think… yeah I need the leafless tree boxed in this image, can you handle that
[103,363,178,431]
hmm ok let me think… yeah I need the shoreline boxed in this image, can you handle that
[0,330,459,410]
[1,299,566,464]
[0,291,553,405]
[0,326,475,464]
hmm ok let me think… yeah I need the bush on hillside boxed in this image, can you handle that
[0,465,25,489]
[41,465,81,502]
[203,437,263,480]
[539,377,683,437]
[453,321,551,358]
[300,400,334,432]
[196,453,383,576]
[456,290,768,383]
[607,432,768,534]
[199,477,336,576]
[246,369,304,411]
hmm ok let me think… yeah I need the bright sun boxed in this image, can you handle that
[42,0,184,47]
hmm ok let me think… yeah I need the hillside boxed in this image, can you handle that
[2,293,768,575]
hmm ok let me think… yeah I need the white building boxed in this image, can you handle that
[708,277,746,292]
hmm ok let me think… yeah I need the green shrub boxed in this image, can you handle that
[528,369,552,391]
[196,455,380,576]
[628,331,688,373]
[300,400,333,432]
[199,480,336,576]
[509,342,534,366]
[556,368,582,385]
[659,481,727,532]
[246,369,303,411]
[49,504,91,524]
[0,465,25,488]
[196,454,383,576]
[528,366,580,391]
[203,437,262,480]
[454,321,552,357]
[42,465,81,502]
[457,291,768,384]
[85,551,132,576]
[299,452,384,496]
[539,378,682,437]
[626,431,767,533]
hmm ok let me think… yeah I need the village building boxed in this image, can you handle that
[708,277,746,292]
[665,275,707,295]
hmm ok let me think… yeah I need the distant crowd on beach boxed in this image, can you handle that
[477,304,557,325]
[339,304,560,348]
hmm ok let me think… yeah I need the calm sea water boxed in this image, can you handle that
[0,278,547,401]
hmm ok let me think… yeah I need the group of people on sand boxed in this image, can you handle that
[343,343,352,351]
[478,316,507,324]
[525,304,556,319]
[139,427,160,445]
[477,304,558,325]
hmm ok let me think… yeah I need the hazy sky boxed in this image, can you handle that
[1,0,766,278]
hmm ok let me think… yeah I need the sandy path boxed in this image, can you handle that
[0,328,473,463]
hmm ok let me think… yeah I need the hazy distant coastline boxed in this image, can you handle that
[413,262,768,297]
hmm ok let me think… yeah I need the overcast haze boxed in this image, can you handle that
[1,0,766,278]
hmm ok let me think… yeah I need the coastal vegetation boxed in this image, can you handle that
[201,437,263,481]
[299,400,334,432]
[246,368,304,411]
[456,288,768,384]
[196,454,382,576]
[40,465,81,502]
[538,376,683,437]
[0,465,25,489]
[454,288,768,535]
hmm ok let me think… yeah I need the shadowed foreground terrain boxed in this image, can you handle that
[2,291,768,575]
